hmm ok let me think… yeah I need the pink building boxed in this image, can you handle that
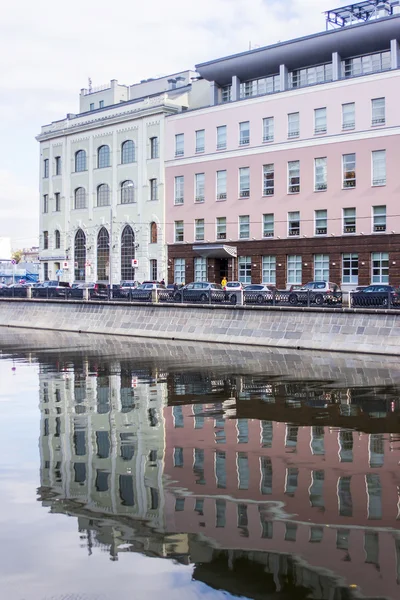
[165,4,400,289]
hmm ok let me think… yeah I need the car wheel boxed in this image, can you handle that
[256,294,264,304]
[229,294,237,305]
[200,293,207,302]
[315,294,323,305]
[174,292,182,302]
[289,294,297,305]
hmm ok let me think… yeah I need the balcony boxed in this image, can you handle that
[288,185,300,193]
[288,131,299,138]
[372,117,385,126]
[342,122,355,130]
[175,197,184,205]
[217,232,227,240]
[372,178,386,186]
[175,149,184,157]
[263,231,274,237]
[314,126,327,134]
[216,142,226,150]
[195,146,205,153]
[288,229,300,236]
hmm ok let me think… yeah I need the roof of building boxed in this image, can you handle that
[195,14,400,85]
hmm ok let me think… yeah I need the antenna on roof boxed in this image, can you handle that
[88,77,92,93]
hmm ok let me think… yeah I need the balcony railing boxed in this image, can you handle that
[263,231,274,237]
[314,126,327,134]
[216,142,226,150]
[195,146,205,153]
[263,188,274,196]
[372,117,385,126]
[342,122,355,130]
[217,193,227,200]
[343,225,356,233]
[372,178,386,186]
[315,227,327,235]
[288,228,300,236]
[263,135,274,142]
[288,131,299,138]
[373,224,386,232]
[239,190,250,198]
[175,197,184,205]
[239,138,250,145]
[217,232,226,240]
[315,183,327,191]
[195,196,205,203]
[175,149,184,157]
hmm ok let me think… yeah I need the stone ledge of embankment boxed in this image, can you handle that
[0,297,399,356]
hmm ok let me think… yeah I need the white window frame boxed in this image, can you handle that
[239,121,250,145]
[288,211,300,237]
[288,161,300,193]
[174,176,184,205]
[239,215,250,239]
[238,256,251,284]
[314,254,329,280]
[343,207,356,234]
[263,164,274,196]
[262,256,276,284]
[263,213,274,238]
[314,107,327,134]
[342,154,356,189]
[195,173,205,203]
[194,256,207,281]
[372,205,386,233]
[371,97,385,126]
[342,103,355,130]
[263,117,274,142]
[195,129,205,153]
[216,170,227,200]
[287,255,302,285]
[175,133,184,157]
[371,150,386,186]
[239,167,250,197]
[195,218,205,241]
[216,125,227,150]
[371,252,389,283]
[288,112,300,138]
[314,157,327,191]
[174,258,185,284]
[315,209,327,235]
[150,136,159,159]
[216,217,227,240]
[342,253,358,284]
[174,220,184,243]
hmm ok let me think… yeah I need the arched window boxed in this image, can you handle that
[97,227,109,281]
[55,230,61,249]
[98,145,110,168]
[121,180,134,204]
[121,140,135,164]
[75,150,87,172]
[150,222,158,244]
[74,187,86,209]
[121,225,135,281]
[74,229,86,281]
[97,184,110,207]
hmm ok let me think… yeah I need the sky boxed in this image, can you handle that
[0,0,337,249]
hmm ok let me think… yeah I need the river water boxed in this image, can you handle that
[0,327,399,600]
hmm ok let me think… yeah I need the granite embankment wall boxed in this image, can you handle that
[0,299,399,355]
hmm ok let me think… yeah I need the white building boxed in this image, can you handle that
[36,73,208,283]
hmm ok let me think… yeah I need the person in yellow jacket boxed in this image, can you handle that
[221,277,227,288]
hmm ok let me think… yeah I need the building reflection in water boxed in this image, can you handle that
[38,359,400,600]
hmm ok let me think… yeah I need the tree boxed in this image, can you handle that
[11,249,23,264]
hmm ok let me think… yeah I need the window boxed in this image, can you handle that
[216,170,227,200]
[174,258,185,283]
[54,230,61,250]
[74,228,86,281]
[366,474,382,520]
[55,192,61,212]
[343,207,356,233]
[239,215,250,239]
[288,161,300,193]
[150,178,158,201]
[195,173,205,202]
[43,262,49,281]
[314,254,329,280]
[373,205,386,232]
[121,225,136,281]
[173,406,183,427]
[371,98,385,125]
[342,253,358,284]
[150,136,159,159]
[215,451,226,488]
[43,231,49,250]
[195,129,205,153]
[174,176,184,205]
[342,103,355,130]
[237,452,249,490]
[216,217,226,240]
[263,117,274,142]
[262,256,276,284]
[288,211,300,236]
[314,157,327,191]
[194,256,207,281]
[175,133,184,156]
[175,220,184,242]
[97,183,110,207]
[150,259,157,281]
[240,75,280,97]
[372,150,386,185]
[217,125,226,150]
[216,499,226,527]
[221,85,231,102]
[289,63,332,87]
[314,108,327,134]
[263,164,274,195]
[287,255,302,284]
[315,209,327,235]
[260,457,273,494]
[238,256,251,283]
[96,227,109,281]
[99,100,104,108]
[97,145,110,168]
[55,156,61,176]
[43,194,48,214]
[90,103,94,111]
[288,112,299,138]
[121,140,135,164]
[43,158,49,178]
[371,252,389,283]
[239,121,250,145]
[239,167,250,197]
[150,222,158,243]
[343,51,390,77]
[121,180,134,204]
[263,213,274,238]
[74,187,86,209]
[75,150,86,172]
[195,219,205,241]
[343,154,356,188]
[173,447,183,467]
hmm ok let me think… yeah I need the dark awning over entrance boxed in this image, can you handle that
[193,244,237,259]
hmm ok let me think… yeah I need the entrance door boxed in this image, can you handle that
[216,258,229,284]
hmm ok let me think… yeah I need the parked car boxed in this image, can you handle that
[288,281,341,305]
[243,284,275,304]
[32,281,71,298]
[68,282,109,300]
[173,282,224,303]
[351,284,400,308]
[224,281,244,291]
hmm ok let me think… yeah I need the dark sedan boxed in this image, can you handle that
[173,282,224,303]
[32,281,71,298]
[351,284,400,308]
